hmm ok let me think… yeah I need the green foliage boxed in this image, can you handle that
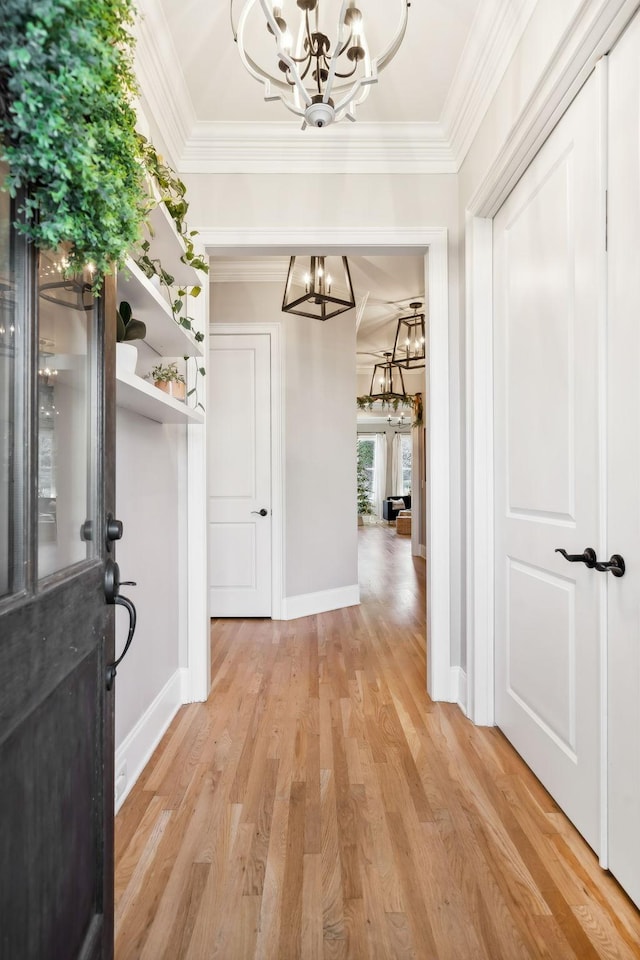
[357,441,374,515]
[135,239,205,344]
[147,361,185,384]
[116,299,146,342]
[356,393,423,427]
[0,0,148,279]
[136,135,209,275]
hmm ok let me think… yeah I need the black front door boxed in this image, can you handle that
[0,166,117,958]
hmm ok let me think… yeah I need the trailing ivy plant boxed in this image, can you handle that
[0,0,148,280]
[135,239,205,343]
[136,135,209,275]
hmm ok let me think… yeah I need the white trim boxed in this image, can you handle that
[180,121,457,175]
[441,0,538,164]
[468,0,639,218]
[209,323,285,621]
[282,584,360,621]
[203,227,453,703]
[595,55,609,871]
[114,669,185,813]
[419,544,427,560]
[464,215,495,727]
[185,284,210,704]
[211,258,289,284]
[465,0,640,729]
[450,667,468,716]
[133,0,196,169]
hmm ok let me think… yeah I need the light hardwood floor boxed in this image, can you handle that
[115,524,640,959]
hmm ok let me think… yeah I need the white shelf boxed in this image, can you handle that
[144,183,202,288]
[116,370,205,425]
[117,258,204,358]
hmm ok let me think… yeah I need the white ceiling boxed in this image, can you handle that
[155,0,479,125]
[135,0,537,173]
[137,0,535,367]
[211,253,426,366]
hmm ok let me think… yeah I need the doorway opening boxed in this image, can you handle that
[205,230,451,703]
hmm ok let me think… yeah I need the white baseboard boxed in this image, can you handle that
[419,544,427,559]
[451,666,468,716]
[114,668,186,813]
[281,584,360,621]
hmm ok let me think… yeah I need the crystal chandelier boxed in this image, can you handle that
[230,1,410,128]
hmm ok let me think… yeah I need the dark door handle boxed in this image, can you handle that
[251,508,268,517]
[555,547,597,568]
[594,554,625,577]
[103,558,138,690]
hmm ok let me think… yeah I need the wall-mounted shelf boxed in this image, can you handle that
[117,258,204,358]
[143,183,202,288]
[116,369,204,425]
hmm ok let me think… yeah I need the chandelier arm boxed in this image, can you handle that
[299,60,313,82]
[375,1,410,72]
[256,0,313,107]
[334,63,359,80]
[335,29,354,59]
[321,0,351,104]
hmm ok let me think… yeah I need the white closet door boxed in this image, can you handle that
[607,9,640,909]
[208,334,272,617]
[493,72,603,851]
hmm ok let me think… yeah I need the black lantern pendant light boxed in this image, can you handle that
[282,255,355,320]
[391,301,426,369]
[369,352,406,401]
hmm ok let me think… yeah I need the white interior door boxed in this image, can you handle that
[493,72,603,852]
[607,10,640,908]
[208,333,271,617]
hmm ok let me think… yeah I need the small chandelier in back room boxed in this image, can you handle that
[391,300,425,369]
[369,351,406,401]
[230,1,410,128]
[282,255,355,320]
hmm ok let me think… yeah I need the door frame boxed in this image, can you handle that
[465,0,638,729]
[465,0,640,869]
[209,323,284,621]
[202,228,453,702]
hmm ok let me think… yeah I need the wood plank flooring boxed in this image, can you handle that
[115,524,640,959]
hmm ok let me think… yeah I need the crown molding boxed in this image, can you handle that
[133,0,197,168]
[132,0,534,176]
[440,0,538,164]
[210,257,290,283]
[179,121,457,174]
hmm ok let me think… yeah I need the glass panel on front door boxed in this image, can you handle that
[0,161,25,600]
[37,248,97,579]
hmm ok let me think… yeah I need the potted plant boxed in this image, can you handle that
[116,301,146,375]
[147,362,186,402]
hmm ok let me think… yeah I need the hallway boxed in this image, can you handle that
[114,526,640,959]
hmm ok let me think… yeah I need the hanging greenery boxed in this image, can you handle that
[136,134,209,275]
[357,392,423,427]
[0,0,147,279]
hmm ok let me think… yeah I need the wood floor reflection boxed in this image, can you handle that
[115,524,640,959]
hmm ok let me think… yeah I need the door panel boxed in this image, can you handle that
[208,334,271,617]
[494,72,602,852]
[0,171,116,958]
[607,8,640,909]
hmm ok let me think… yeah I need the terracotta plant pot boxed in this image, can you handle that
[154,379,186,402]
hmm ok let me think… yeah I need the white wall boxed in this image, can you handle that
[211,280,358,603]
[114,409,186,750]
[187,172,464,664]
